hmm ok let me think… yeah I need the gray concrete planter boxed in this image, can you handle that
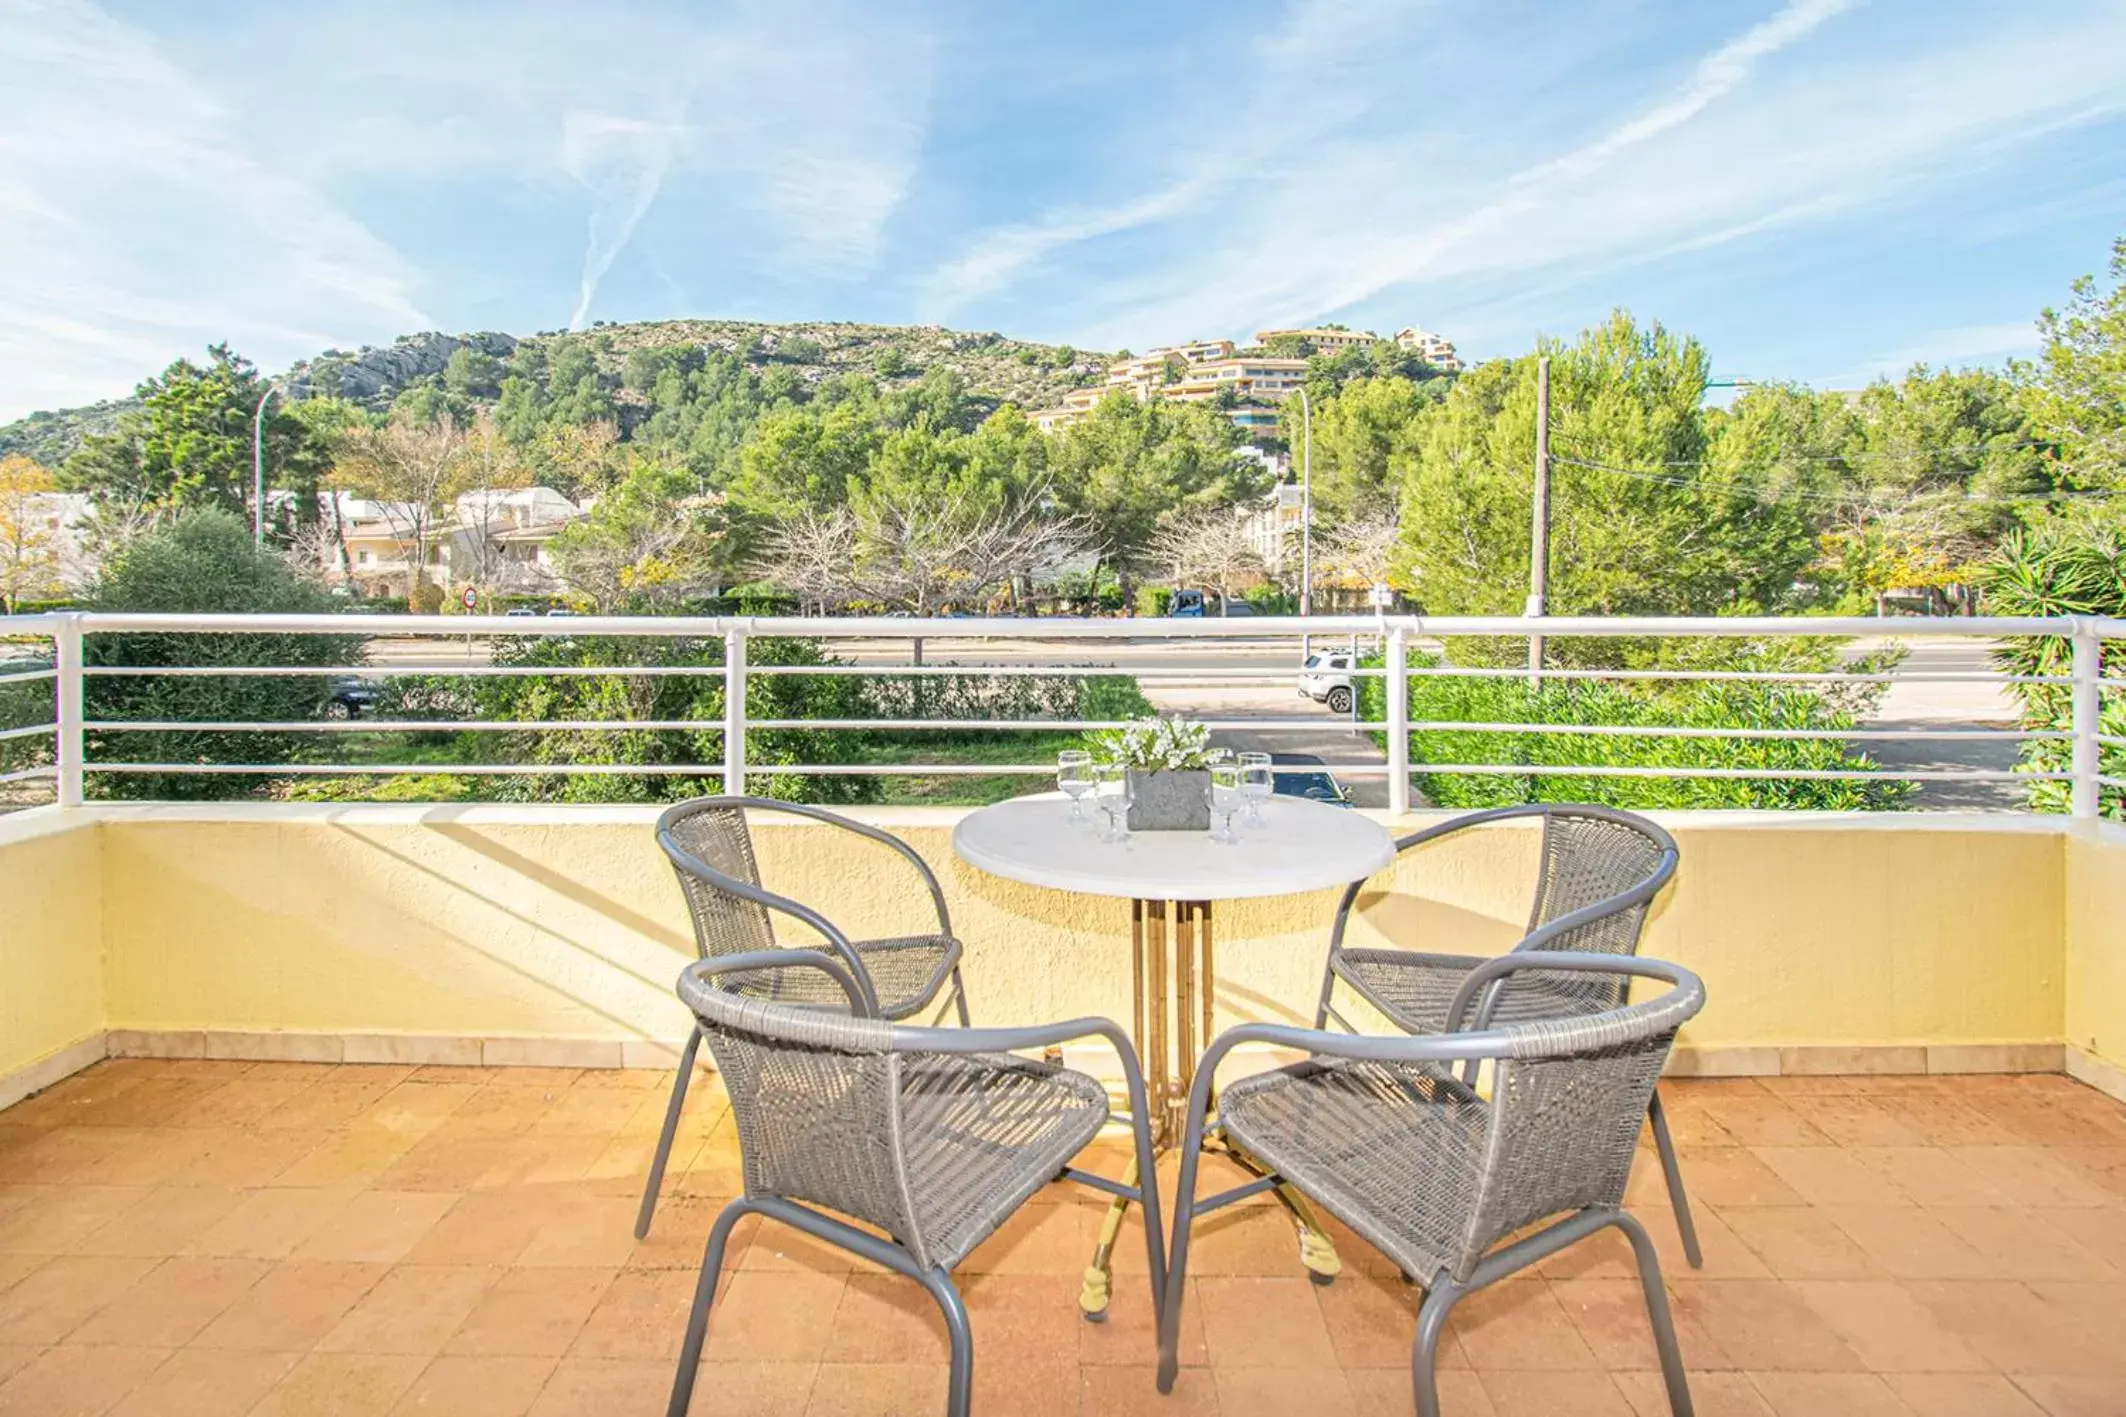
[1127,769,1210,831]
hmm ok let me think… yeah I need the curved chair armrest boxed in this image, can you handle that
[680,949,871,1015]
[1196,954,1703,1119]
[682,795,954,937]
[1443,952,1694,1036]
[889,1017,1152,1126]
[660,830,883,1016]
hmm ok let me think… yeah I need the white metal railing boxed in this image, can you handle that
[0,611,2120,817]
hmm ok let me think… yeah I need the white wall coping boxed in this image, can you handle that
[3,800,2110,839]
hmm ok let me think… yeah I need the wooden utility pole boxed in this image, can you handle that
[1527,355,1550,685]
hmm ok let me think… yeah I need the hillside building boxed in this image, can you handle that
[1393,327,1463,370]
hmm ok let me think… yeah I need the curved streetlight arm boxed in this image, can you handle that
[252,382,281,543]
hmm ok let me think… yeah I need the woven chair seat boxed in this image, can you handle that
[736,934,964,1019]
[895,1051,1110,1269]
[1334,949,1616,1036]
[1218,1057,1490,1283]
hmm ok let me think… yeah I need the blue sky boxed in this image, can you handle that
[3,0,2124,421]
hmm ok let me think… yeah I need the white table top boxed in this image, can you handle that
[951,793,1397,902]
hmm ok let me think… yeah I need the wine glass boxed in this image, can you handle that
[1057,750,1093,823]
[1208,761,1243,844]
[1095,761,1134,843]
[1238,751,1273,826]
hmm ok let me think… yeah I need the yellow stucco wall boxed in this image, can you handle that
[0,812,105,1079]
[72,805,2070,1057]
[2065,823,2126,1073]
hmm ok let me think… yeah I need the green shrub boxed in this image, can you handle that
[1979,520,2126,819]
[1360,640,1911,812]
[82,510,360,800]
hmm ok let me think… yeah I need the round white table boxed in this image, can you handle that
[952,792,1395,1317]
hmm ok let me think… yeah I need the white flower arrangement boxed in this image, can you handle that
[1093,715,1220,771]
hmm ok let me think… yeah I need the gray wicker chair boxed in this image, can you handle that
[637,795,973,1239]
[1162,954,1705,1416]
[665,950,1166,1417]
[1314,804,1701,1267]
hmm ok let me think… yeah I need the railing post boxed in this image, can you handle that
[723,626,748,797]
[2071,621,2101,819]
[54,612,84,809]
[1386,622,1411,816]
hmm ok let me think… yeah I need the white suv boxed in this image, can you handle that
[1299,651,1355,714]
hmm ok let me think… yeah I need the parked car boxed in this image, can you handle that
[326,677,378,719]
[1168,588,1255,617]
[1298,649,1356,714]
[505,608,538,618]
[1270,752,1351,806]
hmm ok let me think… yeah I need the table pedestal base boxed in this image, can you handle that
[1077,898,1343,1321]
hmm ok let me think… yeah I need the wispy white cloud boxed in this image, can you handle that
[0,0,431,421]
[0,0,935,415]
[561,111,688,331]
[920,0,2126,357]
[1819,320,2042,386]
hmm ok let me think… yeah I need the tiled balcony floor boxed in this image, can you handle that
[4,1062,2126,1417]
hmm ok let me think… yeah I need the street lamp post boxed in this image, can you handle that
[1298,384,1313,657]
[252,381,281,544]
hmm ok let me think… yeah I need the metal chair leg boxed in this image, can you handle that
[916,1267,974,1417]
[1410,1275,1459,1417]
[1613,1210,1695,1416]
[1646,1089,1703,1269]
[666,1196,751,1417]
[636,1025,702,1240]
[950,968,971,1027]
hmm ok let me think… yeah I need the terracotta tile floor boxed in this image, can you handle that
[4,1061,2126,1416]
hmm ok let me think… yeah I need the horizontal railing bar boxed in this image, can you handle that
[1411,666,2059,686]
[2098,734,2126,749]
[748,664,1387,679]
[0,668,57,687]
[23,611,1400,638]
[76,759,1399,779]
[2099,775,2126,789]
[84,762,721,777]
[1400,722,2059,742]
[6,611,2103,638]
[2101,678,2126,691]
[1407,764,2058,782]
[0,764,56,784]
[0,723,55,743]
[83,664,729,679]
[84,719,727,734]
[80,717,1392,735]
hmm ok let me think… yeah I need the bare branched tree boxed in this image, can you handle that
[751,507,859,615]
[1148,504,1267,605]
[451,412,529,593]
[1319,511,1401,592]
[331,413,467,605]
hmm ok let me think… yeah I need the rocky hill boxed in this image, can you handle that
[0,320,1110,466]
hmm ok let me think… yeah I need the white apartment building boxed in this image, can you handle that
[1254,326,1379,354]
[1394,327,1463,371]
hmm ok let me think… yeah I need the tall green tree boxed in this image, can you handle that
[62,345,325,533]
[2020,235,2126,493]
[1280,375,1431,527]
[1396,312,1818,618]
[1048,392,1263,596]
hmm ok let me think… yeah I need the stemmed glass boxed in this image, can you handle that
[1208,761,1243,844]
[1095,761,1134,843]
[1057,750,1093,823]
[1238,751,1273,826]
